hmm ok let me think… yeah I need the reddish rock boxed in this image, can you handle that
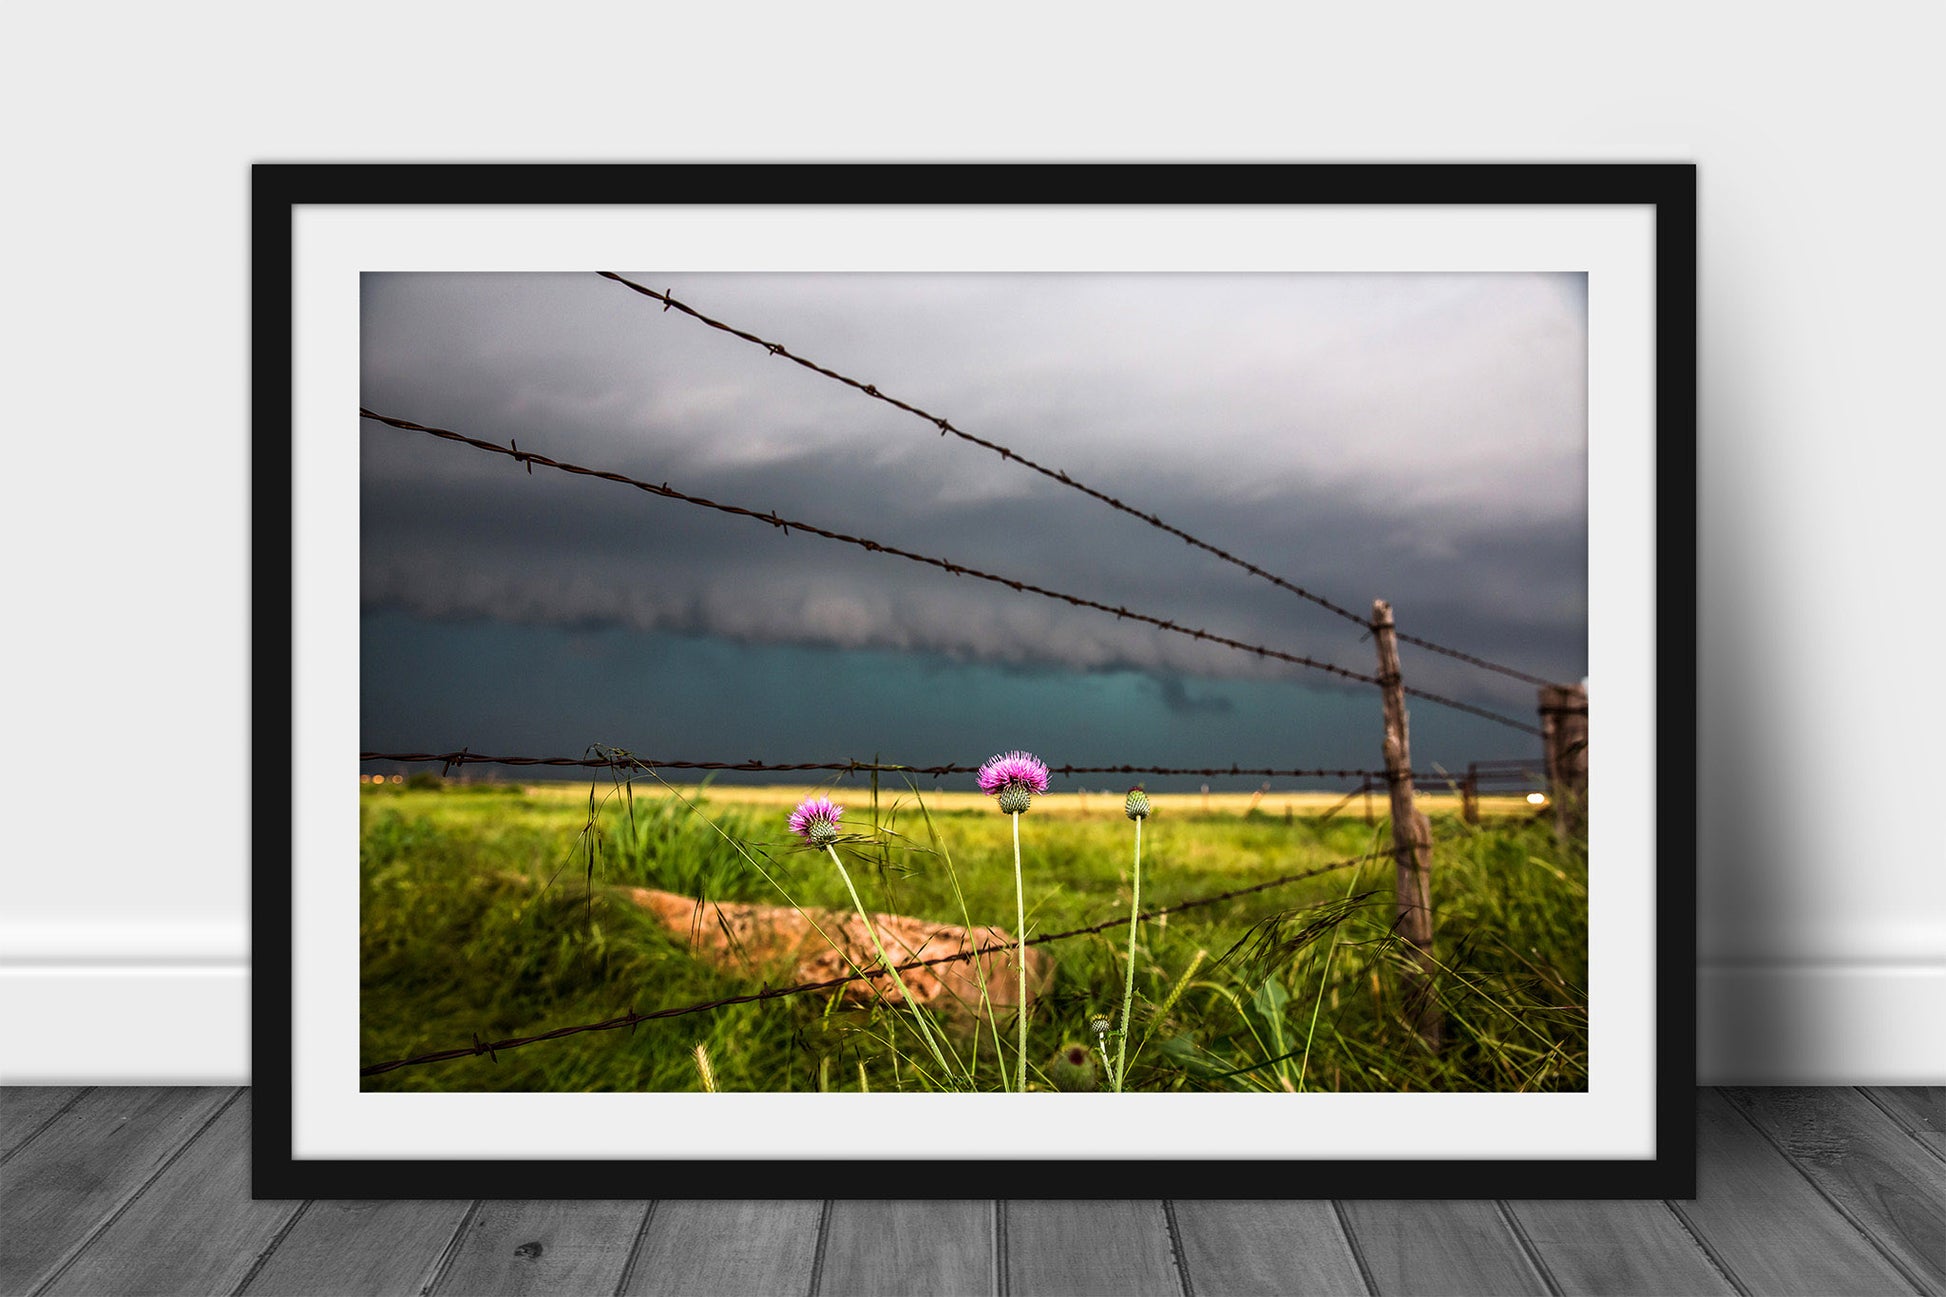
[624,887,1053,1022]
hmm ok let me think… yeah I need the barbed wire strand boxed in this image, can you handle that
[359,751,1468,782]
[359,844,1403,1077]
[596,271,1567,691]
[359,408,1541,737]
[1391,631,1561,689]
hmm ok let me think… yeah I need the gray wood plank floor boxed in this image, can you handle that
[2,1089,1939,1297]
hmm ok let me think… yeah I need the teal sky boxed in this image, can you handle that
[361,610,1535,792]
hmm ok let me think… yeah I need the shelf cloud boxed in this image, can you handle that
[361,271,1587,720]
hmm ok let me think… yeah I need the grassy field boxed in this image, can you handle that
[360,777,1587,1094]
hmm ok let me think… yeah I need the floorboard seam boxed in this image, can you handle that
[419,1198,483,1296]
[1662,1199,1752,1297]
[229,1198,314,1296]
[1161,1201,1194,1297]
[1493,1200,1563,1297]
[610,1199,657,1297]
[1856,1087,1946,1168]
[0,1086,94,1168]
[1328,1201,1379,1297]
[805,1199,833,1297]
[986,1199,1001,1297]
[1722,1090,1935,1296]
[995,1200,1009,1297]
[27,1086,243,1297]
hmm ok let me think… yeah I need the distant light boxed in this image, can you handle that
[1527,792,1548,805]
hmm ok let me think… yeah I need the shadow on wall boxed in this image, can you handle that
[1695,398,1817,1078]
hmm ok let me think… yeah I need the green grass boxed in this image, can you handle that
[359,779,1587,1094]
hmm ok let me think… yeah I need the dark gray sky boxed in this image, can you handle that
[360,272,1586,788]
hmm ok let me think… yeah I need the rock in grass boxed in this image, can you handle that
[623,887,1055,1024]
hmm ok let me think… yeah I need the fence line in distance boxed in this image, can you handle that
[359,750,1453,782]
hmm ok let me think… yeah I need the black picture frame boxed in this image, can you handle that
[253,162,1696,1199]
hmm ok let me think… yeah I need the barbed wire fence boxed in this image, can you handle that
[357,275,1589,1075]
[363,752,1436,781]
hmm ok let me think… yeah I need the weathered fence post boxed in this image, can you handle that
[1372,599,1442,1049]
[1539,683,1589,840]
[1462,763,1480,826]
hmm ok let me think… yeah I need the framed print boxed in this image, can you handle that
[255,163,1696,1198]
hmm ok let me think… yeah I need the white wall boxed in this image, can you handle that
[2,2,1939,1085]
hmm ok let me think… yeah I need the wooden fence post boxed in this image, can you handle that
[1539,683,1589,840]
[1462,764,1480,826]
[1372,599,1442,1049]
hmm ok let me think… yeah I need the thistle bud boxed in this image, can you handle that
[1124,786,1152,820]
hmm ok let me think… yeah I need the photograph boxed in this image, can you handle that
[355,267,1594,1102]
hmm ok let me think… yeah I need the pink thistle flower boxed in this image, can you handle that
[978,750,1051,814]
[787,795,844,846]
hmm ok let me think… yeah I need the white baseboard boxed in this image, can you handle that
[0,920,248,965]
[3,962,1940,1085]
[0,967,249,1085]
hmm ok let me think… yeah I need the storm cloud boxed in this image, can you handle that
[360,272,1586,771]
